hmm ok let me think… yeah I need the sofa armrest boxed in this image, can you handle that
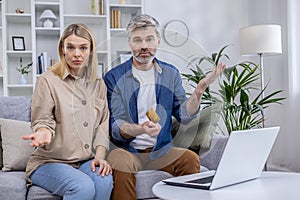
[199,133,229,170]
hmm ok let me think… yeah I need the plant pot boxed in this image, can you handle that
[19,74,27,84]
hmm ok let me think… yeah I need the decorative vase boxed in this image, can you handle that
[19,74,27,84]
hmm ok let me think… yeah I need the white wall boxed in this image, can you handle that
[144,0,300,172]
[145,0,249,66]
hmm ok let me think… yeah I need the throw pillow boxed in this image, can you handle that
[0,96,31,122]
[0,118,34,171]
[172,103,222,151]
[0,128,2,168]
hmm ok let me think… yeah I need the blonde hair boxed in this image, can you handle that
[50,23,98,82]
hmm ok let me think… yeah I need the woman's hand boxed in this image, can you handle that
[22,127,52,147]
[92,145,112,176]
[91,158,112,176]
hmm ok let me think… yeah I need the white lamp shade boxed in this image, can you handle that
[239,24,282,56]
[39,9,57,22]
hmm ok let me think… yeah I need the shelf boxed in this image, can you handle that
[35,0,60,2]
[111,28,127,35]
[97,50,108,54]
[7,84,34,88]
[64,14,107,18]
[34,2,60,12]
[6,14,32,23]
[111,28,126,32]
[64,14,107,25]
[110,0,143,4]
[110,4,142,8]
[7,51,32,57]
[35,27,60,36]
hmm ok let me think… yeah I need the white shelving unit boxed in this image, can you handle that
[108,0,144,68]
[0,1,3,95]
[0,0,143,96]
[2,0,33,96]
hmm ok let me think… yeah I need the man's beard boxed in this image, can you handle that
[132,50,155,64]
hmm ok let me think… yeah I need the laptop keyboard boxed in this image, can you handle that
[186,175,215,184]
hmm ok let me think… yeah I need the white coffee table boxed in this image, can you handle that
[152,171,300,200]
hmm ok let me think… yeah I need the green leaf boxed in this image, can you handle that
[181,45,286,134]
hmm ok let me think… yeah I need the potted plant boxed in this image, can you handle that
[16,57,33,84]
[182,45,286,134]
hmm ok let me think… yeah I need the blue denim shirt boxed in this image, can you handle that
[104,57,198,159]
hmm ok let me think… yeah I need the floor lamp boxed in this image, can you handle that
[239,24,282,171]
[239,24,282,127]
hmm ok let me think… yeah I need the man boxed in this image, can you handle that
[104,14,225,200]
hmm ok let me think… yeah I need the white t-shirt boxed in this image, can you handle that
[130,65,157,149]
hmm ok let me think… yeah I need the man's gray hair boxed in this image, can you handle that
[126,14,160,39]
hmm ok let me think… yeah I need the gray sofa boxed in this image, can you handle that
[0,96,228,200]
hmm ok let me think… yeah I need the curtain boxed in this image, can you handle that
[268,0,300,172]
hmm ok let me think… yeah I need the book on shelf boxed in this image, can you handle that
[37,52,55,74]
[37,55,43,74]
[0,60,2,75]
[98,63,103,77]
[37,52,47,74]
[42,52,48,73]
[110,9,121,28]
[91,0,104,15]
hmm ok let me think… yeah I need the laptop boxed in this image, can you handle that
[163,126,280,190]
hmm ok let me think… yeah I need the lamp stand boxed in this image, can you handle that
[259,53,268,171]
[259,53,265,100]
[259,53,265,128]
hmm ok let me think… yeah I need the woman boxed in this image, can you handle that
[23,23,113,200]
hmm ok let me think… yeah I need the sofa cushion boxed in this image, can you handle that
[172,103,222,151]
[0,118,34,171]
[27,186,62,200]
[0,96,31,169]
[27,170,176,200]
[0,96,31,122]
[136,170,173,199]
[0,129,2,168]
[0,171,27,200]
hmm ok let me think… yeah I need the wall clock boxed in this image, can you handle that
[162,19,189,47]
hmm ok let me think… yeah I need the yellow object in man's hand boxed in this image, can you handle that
[146,108,160,123]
